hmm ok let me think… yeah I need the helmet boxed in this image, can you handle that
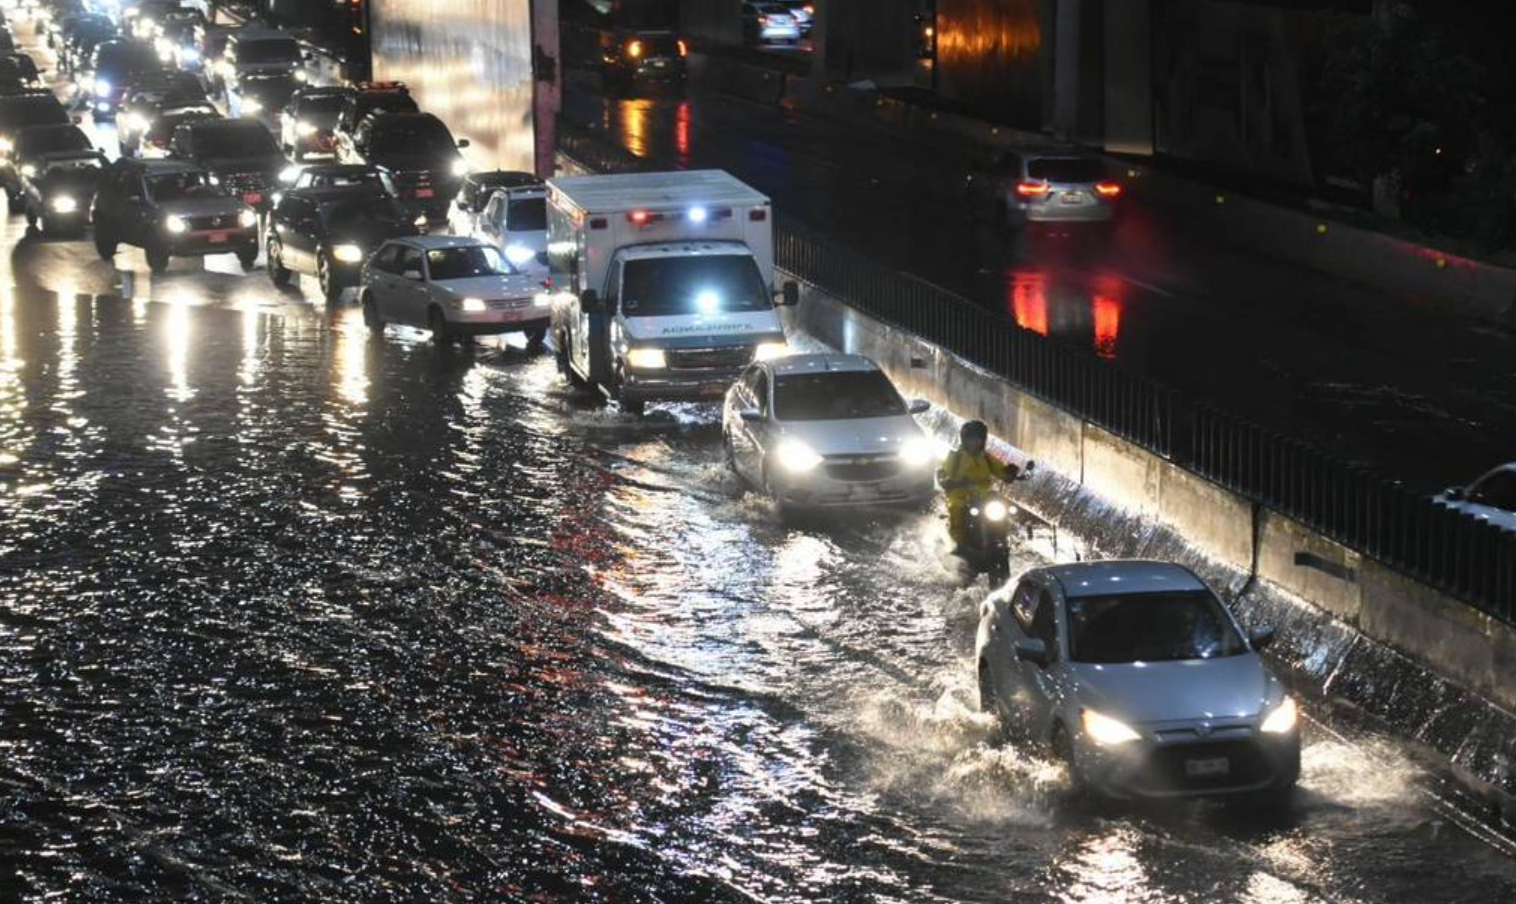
[960,420,988,443]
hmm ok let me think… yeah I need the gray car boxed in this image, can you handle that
[975,560,1300,800]
[971,148,1122,228]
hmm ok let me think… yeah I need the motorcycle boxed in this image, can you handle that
[953,461,1034,585]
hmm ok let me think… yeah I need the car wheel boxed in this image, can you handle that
[1051,724,1084,792]
[145,242,171,274]
[977,661,999,717]
[524,326,546,354]
[237,246,258,272]
[556,331,588,387]
[763,464,792,521]
[361,292,384,332]
[267,239,290,286]
[6,192,23,215]
[317,253,341,302]
[94,231,117,260]
[428,306,451,345]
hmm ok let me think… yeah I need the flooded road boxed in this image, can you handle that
[2,19,1516,904]
[3,227,1516,901]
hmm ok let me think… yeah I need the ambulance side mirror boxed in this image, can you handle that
[779,280,799,307]
[580,288,605,314]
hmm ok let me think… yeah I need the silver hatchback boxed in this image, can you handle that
[973,149,1122,228]
[975,560,1300,800]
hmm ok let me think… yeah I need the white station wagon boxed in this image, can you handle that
[359,235,549,346]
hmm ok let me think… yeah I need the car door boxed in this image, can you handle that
[269,194,303,271]
[744,369,773,480]
[391,245,427,327]
[121,168,154,238]
[989,578,1042,726]
[727,366,764,482]
[365,242,401,315]
[285,197,319,273]
[478,190,505,247]
[1020,587,1064,739]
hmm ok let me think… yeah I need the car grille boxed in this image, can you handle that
[1139,741,1274,792]
[823,455,903,482]
[484,297,536,311]
[666,346,753,370]
[183,213,241,231]
[221,171,269,198]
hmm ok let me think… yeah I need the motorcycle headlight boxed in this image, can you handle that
[19,163,34,178]
[241,98,263,115]
[459,297,486,313]
[331,243,363,263]
[982,499,1009,522]
[93,79,110,97]
[164,214,187,234]
[625,347,666,370]
[49,195,77,213]
[1082,708,1141,746]
[238,209,257,228]
[753,341,789,361]
[503,243,535,267]
[776,438,824,473]
[899,436,935,467]
[295,120,317,137]
[1260,697,1298,735]
[450,158,469,177]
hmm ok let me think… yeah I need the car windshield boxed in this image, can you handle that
[0,102,69,130]
[621,255,770,316]
[302,169,397,194]
[1066,591,1249,663]
[371,120,455,154]
[637,35,680,55]
[1027,157,1106,183]
[355,94,417,120]
[147,111,216,141]
[299,94,346,116]
[17,127,89,157]
[45,155,103,174]
[773,371,907,421]
[194,123,279,156]
[321,194,408,229]
[427,246,511,280]
[97,44,159,75]
[506,196,545,231]
[146,171,221,202]
[242,76,296,103]
[236,39,300,65]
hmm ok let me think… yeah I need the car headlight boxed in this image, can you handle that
[533,292,552,307]
[899,436,935,467]
[164,214,187,233]
[49,195,77,213]
[1260,697,1298,735]
[1082,708,1141,746]
[94,79,110,97]
[78,76,95,95]
[503,243,535,267]
[0,138,9,154]
[278,165,301,184]
[293,69,308,83]
[776,438,824,473]
[295,120,316,137]
[238,209,257,228]
[413,214,428,229]
[181,48,200,63]
[241,98,262,115]
[459,297,486,313]
[122,113,147,133]
[753,341,789,361]
[19,163,34,178]
[450,158,469,177]
[331,243,363,263]
[982,499,1009,522]
[625,347,666,370]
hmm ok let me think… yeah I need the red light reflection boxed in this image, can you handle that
[1093,294,1121,359]
[675,101,691,162]
[1009,271,1048,335]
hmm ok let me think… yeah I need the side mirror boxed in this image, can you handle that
[738,408,766,424]
[907,399,930,415]
[780,279,800,307]
[1249,626,1276,651]
[1013,638,1049,668]
[580,288,604,314]
[1442,486,1466,501]
[401,269,422,281]
[73,115,83,125]
[457,138,471,149]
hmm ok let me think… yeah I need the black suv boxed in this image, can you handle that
[337,112,468,223]
[168,117,288,211]
[599,31,688,95]
[333,82,418,138]
[267,185,420,301]
[0,91,72,211]
[92,158,259,272]
[0,53,42,93]
[280,85,353,160]
[82,39,161,118]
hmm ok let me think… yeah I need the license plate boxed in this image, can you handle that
[243,192,262,205]
[1061,191,1084,204]
[415,188,435,198]
[207,231,229,244]
[1184,757,1230,778]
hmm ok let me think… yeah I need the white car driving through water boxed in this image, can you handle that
[976,560,1301,800]
[722,353,936,510]
[360,235,550,345]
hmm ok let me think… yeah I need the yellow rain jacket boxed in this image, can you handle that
[938,448,1015,545]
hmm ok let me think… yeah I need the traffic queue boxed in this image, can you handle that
[0,0,1305,806]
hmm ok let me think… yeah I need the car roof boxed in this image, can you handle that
[288,185,388,202]
[471,170,541,188]
[1035,560,1209,599]
[766,353,881,377]
[389,234,486,250]
[616,240,752,262]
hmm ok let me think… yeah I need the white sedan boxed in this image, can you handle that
[722,353,936,510]
[359,235,550,346]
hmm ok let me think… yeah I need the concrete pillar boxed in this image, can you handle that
[1052,0,1102,143]
[1103,0,1152,154]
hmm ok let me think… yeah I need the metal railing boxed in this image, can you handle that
[557,124,1516,625]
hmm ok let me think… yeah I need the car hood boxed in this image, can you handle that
[329,222,418,249]
[202,154,285,175]
[1070,655,1274,726]
[159,196,248,218]
[36,167,102,192]
[775,416,926,458]
[432,273,543,300]
[370,152,455,174]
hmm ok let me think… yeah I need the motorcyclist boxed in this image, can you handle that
[937,420,1030,552]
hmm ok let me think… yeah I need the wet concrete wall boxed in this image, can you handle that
[935,0,1046,128]
[370,0,540,172]
[780,273,1516,802]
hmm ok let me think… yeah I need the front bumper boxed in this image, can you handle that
[446,306,551,336]
[621,364,746,402]
[769,460,935,509]
[165,226,259,256]
[1075,731,1301,799]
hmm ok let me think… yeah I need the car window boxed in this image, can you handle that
[1471,470,1516,510]
[370,243,401,274]
[506,196,546,231]
[145,171,220,202]
[1010,579,1039,628]
[1026,157,1106,183]
[1029,591,1058,655]
[1065,590,1248,663]
[621,254,770,316]
[753,371,770,412]
[772,371,907,421]
[397,247,423,276]
[426,246,510,280]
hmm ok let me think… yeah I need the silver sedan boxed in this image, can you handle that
[975,560,1301,800]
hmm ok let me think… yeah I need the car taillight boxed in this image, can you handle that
[627,40,643,58]
[628,209,650,225]
[761,16,772,25]
[1015,180,1050,198]
[1095,181,1123,198]
[677,39,688,57]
